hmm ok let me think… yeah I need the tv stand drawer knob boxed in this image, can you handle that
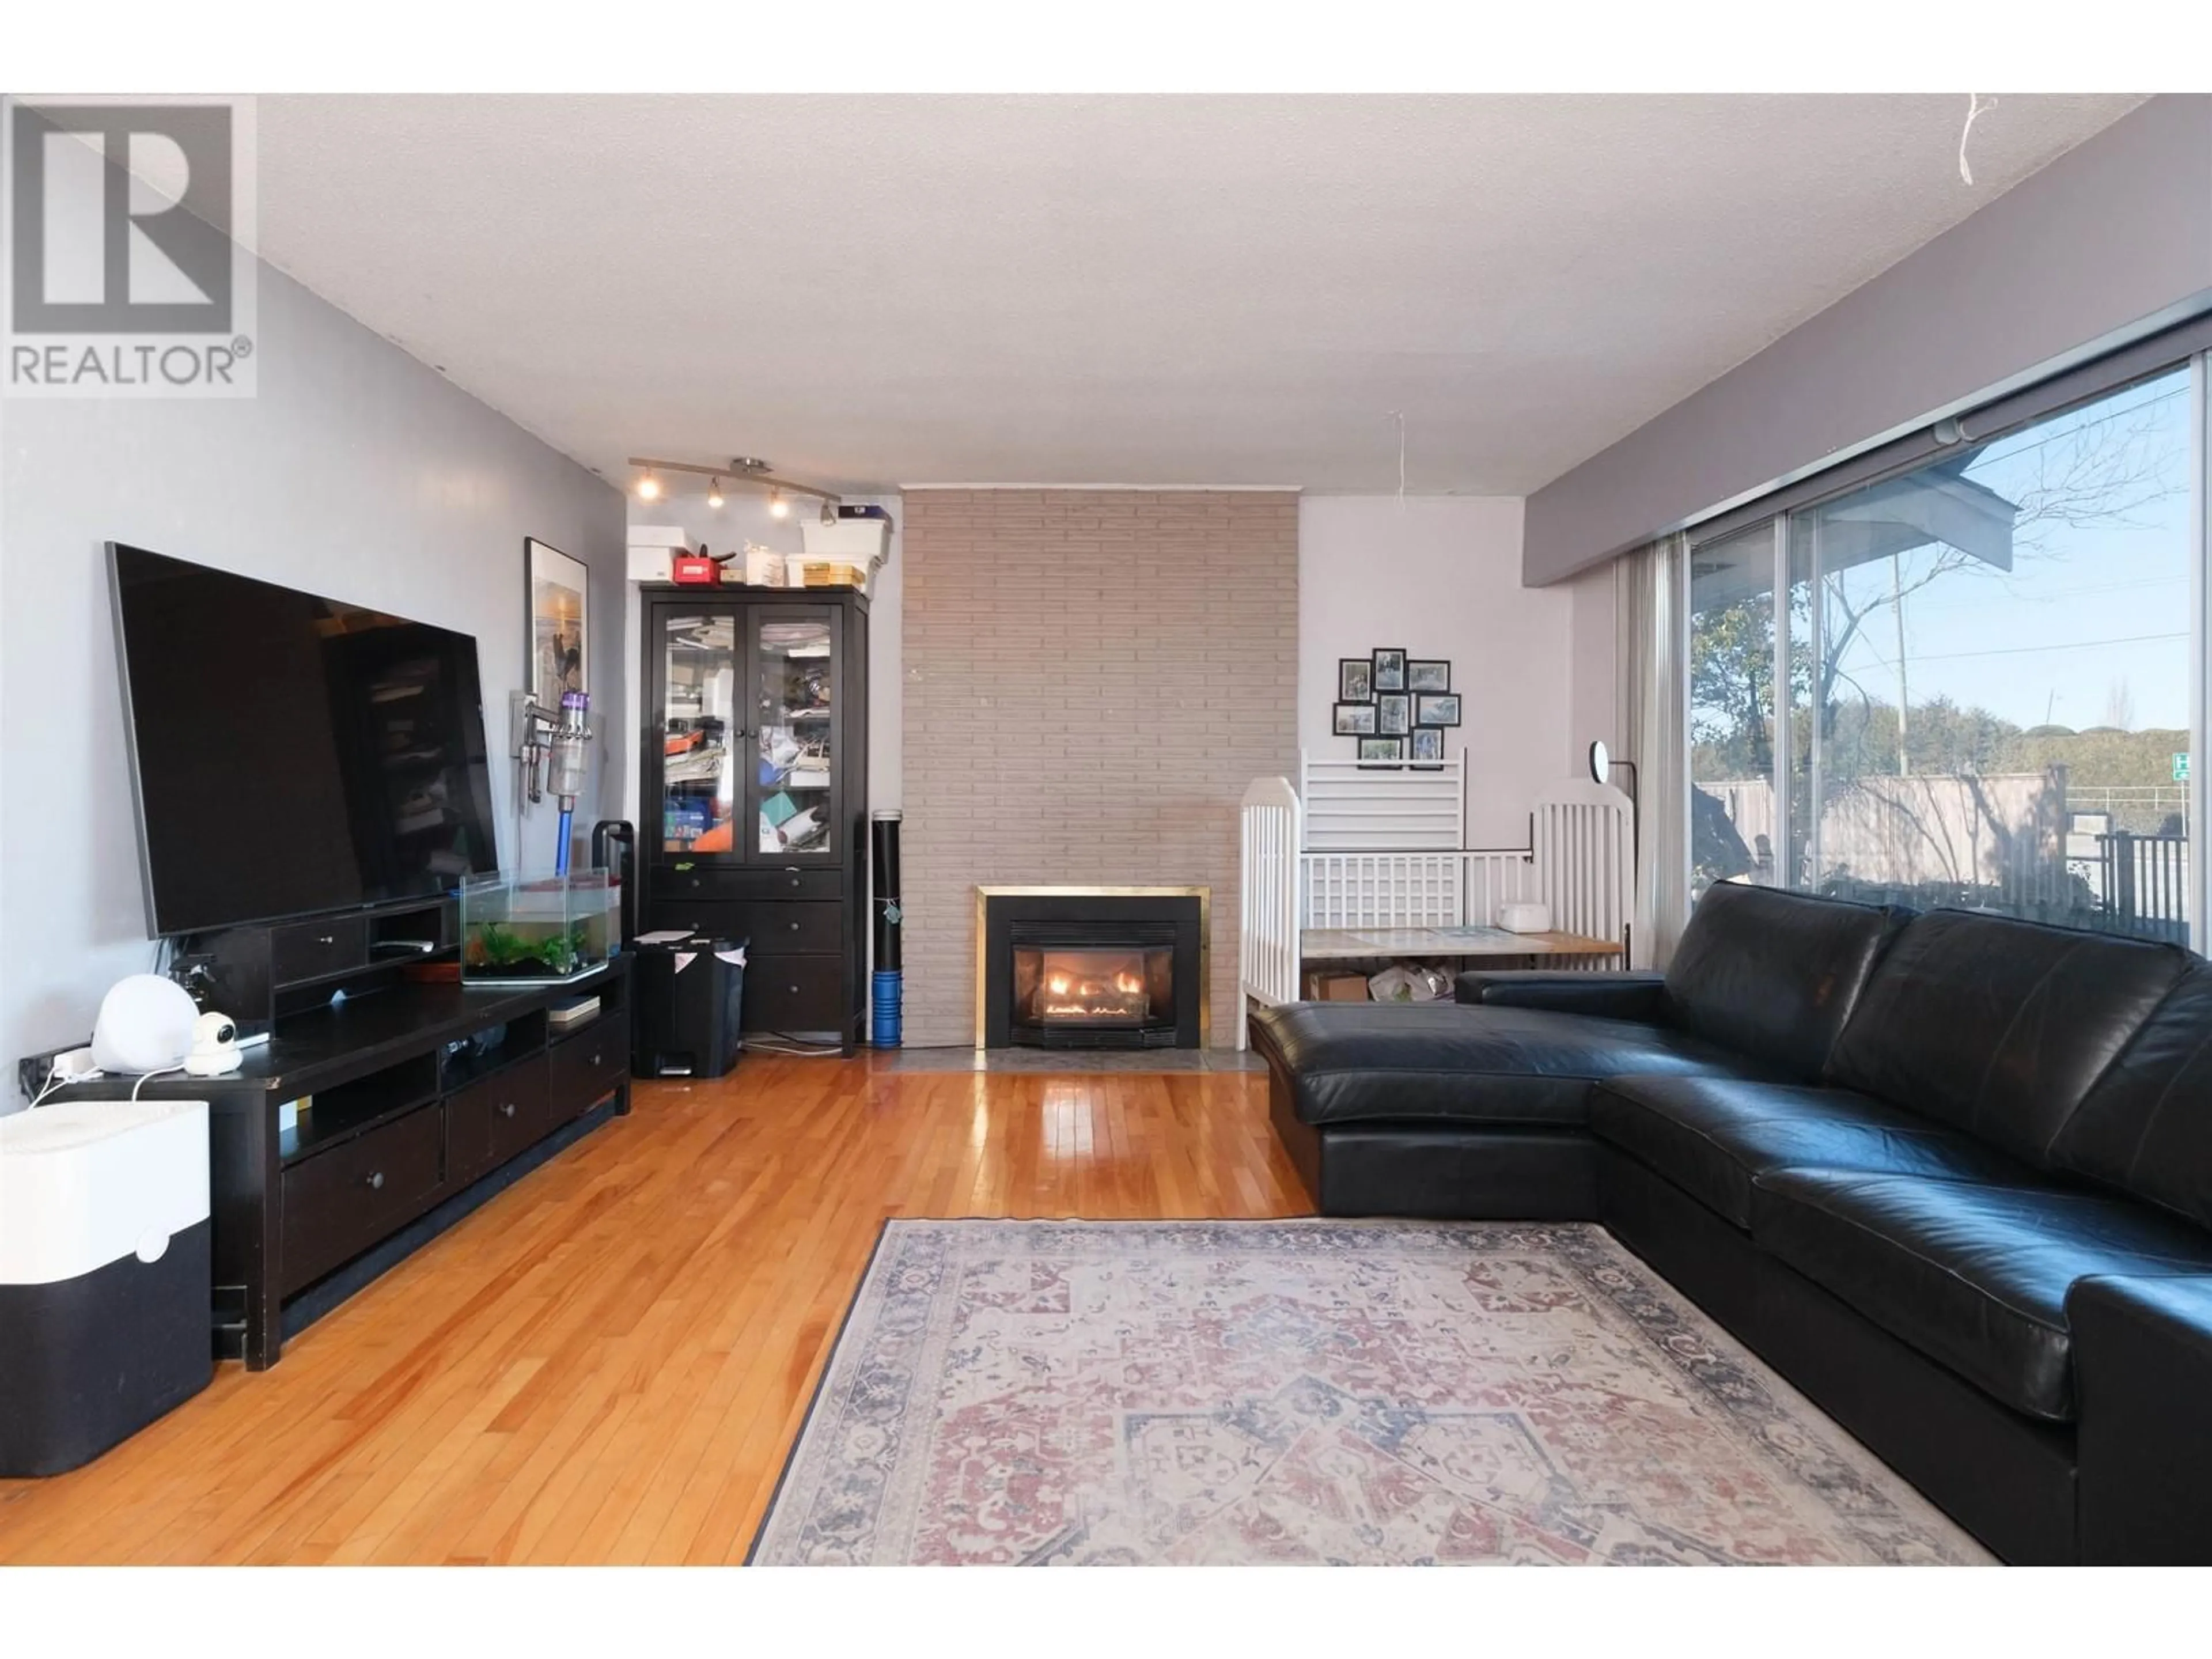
[365,1170,385,1190]
[498,1101,517,1119]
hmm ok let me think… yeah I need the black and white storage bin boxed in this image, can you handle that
[632,935,746,1079]
[0,1099,213,1476]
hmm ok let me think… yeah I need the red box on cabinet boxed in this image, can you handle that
[671,553,722,585]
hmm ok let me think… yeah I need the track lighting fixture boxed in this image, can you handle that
[624,455,842,519]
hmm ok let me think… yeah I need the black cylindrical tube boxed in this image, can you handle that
[590,819,637,946]
[870,809,903,971]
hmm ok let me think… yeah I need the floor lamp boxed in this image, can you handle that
[1588,740,1640,963]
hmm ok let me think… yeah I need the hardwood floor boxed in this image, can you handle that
[0,1055,1309,1565]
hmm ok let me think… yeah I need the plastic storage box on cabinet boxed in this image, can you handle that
[0,1099,213,1476]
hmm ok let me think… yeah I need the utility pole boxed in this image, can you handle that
[1894,556,1910,777]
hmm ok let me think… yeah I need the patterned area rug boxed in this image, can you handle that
[751,1220,1990,1565]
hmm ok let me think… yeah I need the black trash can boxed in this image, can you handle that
[632,934,747,1079]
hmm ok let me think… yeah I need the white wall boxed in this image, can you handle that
[0,261,625,1076]
[1298,495,1573,848]
[1566,560,1620,781]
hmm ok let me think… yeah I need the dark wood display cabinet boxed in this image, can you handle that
[638,585,870,1052]
[43,947,632,1369]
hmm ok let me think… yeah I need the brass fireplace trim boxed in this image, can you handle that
[974,885,1213,1050]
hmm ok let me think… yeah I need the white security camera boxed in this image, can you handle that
[184,1010,244,1077]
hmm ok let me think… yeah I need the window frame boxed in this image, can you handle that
[1684,344,2211,955]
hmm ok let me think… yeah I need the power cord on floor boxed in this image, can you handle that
[741,1031,849,1058]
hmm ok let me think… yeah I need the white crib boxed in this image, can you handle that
[1237,756,1634,1047]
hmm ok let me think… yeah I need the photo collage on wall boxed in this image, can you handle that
[1335,648,1459,768]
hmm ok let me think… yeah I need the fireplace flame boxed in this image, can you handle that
[1029,948,1157,1027]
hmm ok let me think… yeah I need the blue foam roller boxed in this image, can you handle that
[871,969,903,1048]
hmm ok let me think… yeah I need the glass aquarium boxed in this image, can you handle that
[460,869,617,983]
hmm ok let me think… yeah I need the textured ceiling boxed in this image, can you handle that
[254,94,2144,496]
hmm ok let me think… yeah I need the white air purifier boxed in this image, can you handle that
[0,1099,213,1475]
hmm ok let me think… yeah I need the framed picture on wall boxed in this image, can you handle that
[1376,692,1410,736]
[1414,692,1462,728]
[1408,660,1452,693]
[1409,727,1445,767]
[1339,658,1373,702]
[528,537,589,702]
[1334,701,1378,736]
[1372,648,1407,692]
[1357,736,1404,767]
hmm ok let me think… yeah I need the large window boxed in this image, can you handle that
[1687,362,2202,951]
[1690,521,1782,891]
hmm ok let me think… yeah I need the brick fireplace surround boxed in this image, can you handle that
[901,488,1300,1046]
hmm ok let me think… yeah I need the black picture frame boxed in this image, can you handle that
[1414,692,1463,728]
[1372,647,1407,693]
[1333,700,1378,736]
[1339,658,1374,702]
[1357,736,1404,767]
[1408,726,1445,767]
[1376,692,1410,736]
[1408,659,1451,694]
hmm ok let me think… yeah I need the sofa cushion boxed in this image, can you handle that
[1751,1168,2212,1422]
[1825,910,2190,1169]
[1590,1075,2031,1229]
[1455,970,1668,1022]
[1247,1001,1775,1130]
[1661,884,1908,1081]
[2052,963,2212,1230]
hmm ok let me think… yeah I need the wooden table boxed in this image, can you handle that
[1300,925,1623,963]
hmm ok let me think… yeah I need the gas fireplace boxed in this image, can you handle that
[977,887,1207,1049]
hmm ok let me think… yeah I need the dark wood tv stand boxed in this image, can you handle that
[47,956,632,1369]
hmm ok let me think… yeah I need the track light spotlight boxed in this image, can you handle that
[768,488,790,520]
[636,469,661,502]
[707,476,725,509]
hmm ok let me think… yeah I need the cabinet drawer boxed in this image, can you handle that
[271,915,369,984]
[740,901,844,953]
[654,865,842,903]
[549,1023,629,1124]
[281,1104,444,1293]
[446,1052,549,1183]
[744,954,848,1036]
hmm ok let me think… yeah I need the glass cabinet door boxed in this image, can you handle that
[751,609,838,858]
[657,612,741,857]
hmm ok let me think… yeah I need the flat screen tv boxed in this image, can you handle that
[109,543,501,937]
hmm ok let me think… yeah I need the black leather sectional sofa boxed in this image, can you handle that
[1249,883,2212,1564]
